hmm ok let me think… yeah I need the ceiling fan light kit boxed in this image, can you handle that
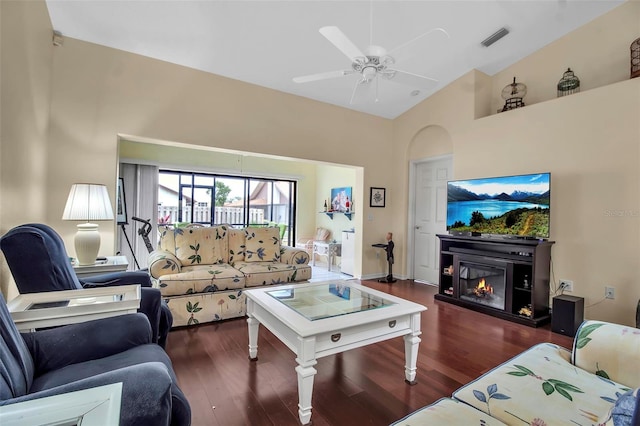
[293,24,447,105]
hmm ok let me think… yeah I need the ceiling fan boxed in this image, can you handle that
[293,25,450,104]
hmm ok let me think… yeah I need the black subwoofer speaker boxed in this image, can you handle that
[552,295,584,337]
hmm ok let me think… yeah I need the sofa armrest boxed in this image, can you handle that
[148,250,181,278]
[280,246,310,265]
[572,320,640,387]
[22,313,152,375]
[81,271,152,288]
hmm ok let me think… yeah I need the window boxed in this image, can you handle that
[158,170,296,245]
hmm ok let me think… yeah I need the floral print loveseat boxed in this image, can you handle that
[393,320,640,425]
[148,225,311,327]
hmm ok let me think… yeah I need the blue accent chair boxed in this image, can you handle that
[0,293,191,425]
[0,223,172,347]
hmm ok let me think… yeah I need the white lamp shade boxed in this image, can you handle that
[62,183,114,221]
[62,183,114,265]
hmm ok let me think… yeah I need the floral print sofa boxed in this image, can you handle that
[148,225,311,327]
[393,320,640,426]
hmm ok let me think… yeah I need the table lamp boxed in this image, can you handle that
[62,183,114,265]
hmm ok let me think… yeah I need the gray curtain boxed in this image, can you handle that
[118,163,159,270]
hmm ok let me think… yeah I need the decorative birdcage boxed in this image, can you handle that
[631,37,640,79]
[500,77,526,112]
[557,68,580,97]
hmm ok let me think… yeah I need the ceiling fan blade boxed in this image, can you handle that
[387,69,438,89]
[350,79,375,105]
[387,28,450,63]
[293,69,352,83]
[319,26,366,61]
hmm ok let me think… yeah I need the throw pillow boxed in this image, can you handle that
[600,388,639,426]
[227,227,246,263]
[174,226,227,266]
[244,227,281,262]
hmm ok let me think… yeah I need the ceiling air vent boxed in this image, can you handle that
[481,27,509,47]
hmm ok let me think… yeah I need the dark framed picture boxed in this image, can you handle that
[370,187,385,208]
[116,177,128,225]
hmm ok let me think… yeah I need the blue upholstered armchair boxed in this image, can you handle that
[0,223,172,347]
[0,293,191,425]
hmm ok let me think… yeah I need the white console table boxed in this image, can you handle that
[312,241,341,272]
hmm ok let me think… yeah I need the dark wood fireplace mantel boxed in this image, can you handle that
[435,234,555,327]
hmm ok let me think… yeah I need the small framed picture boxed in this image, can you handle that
[370,187,385,208]
[116,177,128,225]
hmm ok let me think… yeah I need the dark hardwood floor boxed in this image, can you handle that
[165,280,573,426]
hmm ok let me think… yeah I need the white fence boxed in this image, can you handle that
[158,205,264,225]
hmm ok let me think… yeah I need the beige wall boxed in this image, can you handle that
[394,2,640,325]
[0,0,54,299]
[0,1,392,298]
[119,139,319,240]
[2,0,639,325]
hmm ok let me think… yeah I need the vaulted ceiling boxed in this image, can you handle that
[46,0,624,119]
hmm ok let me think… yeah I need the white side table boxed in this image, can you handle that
[312,241,341,272]
[0,383,122,426]
[73,255,129,278]
[7,285,141,331]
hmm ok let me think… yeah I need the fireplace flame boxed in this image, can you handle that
[473,278,494,297]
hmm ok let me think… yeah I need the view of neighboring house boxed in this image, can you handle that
[157,174,294,239]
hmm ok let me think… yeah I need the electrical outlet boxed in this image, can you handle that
[605,286,615,299]
[559,279,573,292]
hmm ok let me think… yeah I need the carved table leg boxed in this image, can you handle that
[247,314,260,361]
[295,337,318,424]
[403,312,422,385]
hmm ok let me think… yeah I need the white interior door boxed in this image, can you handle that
[412,157,452,284]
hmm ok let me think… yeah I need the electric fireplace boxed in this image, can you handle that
[458,260,506,310]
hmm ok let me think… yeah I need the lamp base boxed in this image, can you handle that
[75,223,101,266]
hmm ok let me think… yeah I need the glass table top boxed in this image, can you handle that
[267,282,395,321]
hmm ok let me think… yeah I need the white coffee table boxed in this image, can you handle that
[245,280,427,425]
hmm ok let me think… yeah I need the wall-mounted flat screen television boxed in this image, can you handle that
[447,172,550,238]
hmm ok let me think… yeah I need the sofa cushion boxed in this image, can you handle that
[158,225,176,253]
[233,261,311,287]
[157,263,244,296]
[227,227,246,263]
[453,343,632,426]
[173,226,228,266]
[391,397,507,425]
[244,227,281,262]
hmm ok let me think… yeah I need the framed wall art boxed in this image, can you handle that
[116,177,128,225]
[330,187,352,212]
[370,187,385,208]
